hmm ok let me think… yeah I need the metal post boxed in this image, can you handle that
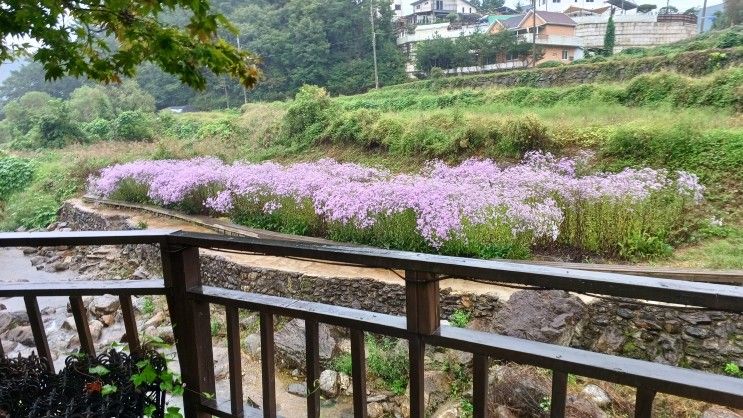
[532,3,537,67]
[700,0,708,32]
[370,0,380,89]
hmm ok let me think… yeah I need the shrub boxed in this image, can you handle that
[449,309,471,327]
[0,190,58,230]
[716,31,743,49]
[280,85,333,147]
[366,336,409,395]
[536,60,562,68]
[110,111,153,141]
[499,114,550,155]
[81,118,112,142]
[0,156,34,201]
[109,178,151,204]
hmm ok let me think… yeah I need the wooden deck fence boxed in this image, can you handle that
[1,230,742,418]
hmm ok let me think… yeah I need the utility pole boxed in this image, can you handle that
[237,35,248,105]
[370,0,380,89]
[700,0,708,32]
[532,0,537,67]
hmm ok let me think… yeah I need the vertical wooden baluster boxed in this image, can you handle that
[305,319,321,418]
[161,244,215,418]
[69,296,95,356]
[408,335,425,418]
[550,371,568,418]
[24,296,54,372]
[351,328,368,418]
[473,354,489,418]
[119,295,141,354]
[405,270,440,418]
[260,311,277,418]
[0,336,4,358]
[634,388,656,418]
[226,305,244,417]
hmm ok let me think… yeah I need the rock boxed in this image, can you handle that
[581,384,611,407]
[90,295,120,317]
[319,370,339,398]
[423,370,450,412]
[8,311,29,326]
[702,407,743,418]
[566,395,608,418]
[0,311,12,334]
[274,319,336,369]
[144,311,167,328]
[489,364,550,417]
[0,303,5,310]
[67,296,93,313]
[100,313,116,327]
[156,326,175,344]
[337,338,352,354]
[367,402,385,418]
[53,261,69,271]
[132,266,150,280]
[684,326,710,339]
[366,394,387,403]
[475,290,585,345]
[491,405,518,418]
[339,373,352,395]
[89,320,104,341]
[431,400,462,418]
[22,248,37,255]
[244,333,261,357]
[62,316,76,331]
[240,313,259,331]
[212,346,230,380]
[287,383,307,397]
[2,326,35,346]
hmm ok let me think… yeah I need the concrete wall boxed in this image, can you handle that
[574,15,698,50]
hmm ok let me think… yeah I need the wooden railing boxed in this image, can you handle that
[1,230,742,418]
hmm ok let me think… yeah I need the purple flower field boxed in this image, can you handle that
[88,152,704,259]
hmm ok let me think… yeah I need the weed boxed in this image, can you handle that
[449,309,471,328]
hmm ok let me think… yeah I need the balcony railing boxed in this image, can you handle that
[1,229,742,418]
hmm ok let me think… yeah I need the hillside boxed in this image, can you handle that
[0,27,741,268]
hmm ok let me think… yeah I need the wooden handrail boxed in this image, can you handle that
[1,230,743,418]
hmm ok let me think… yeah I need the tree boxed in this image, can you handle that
[637,4,657,13]
[603,15,616,56]
[658,6,679,14]
[481,0,506,13]
[0,0,260,90]
[713,0,743,27]
[683,7,699,15]
[0,62,86,107]
[68,86,115,123]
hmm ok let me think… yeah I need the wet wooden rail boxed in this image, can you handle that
[1,230,742,418]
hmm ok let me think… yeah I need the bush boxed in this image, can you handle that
[536,60,562,68]
[0,156,34,201]
[110,111,153,141]
[81,118,112,142]
[716,31,743,49]
[0,190,59,230]
[280,85,333,147]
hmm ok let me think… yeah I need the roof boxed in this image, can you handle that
[532,10,577,26]
[606,0,638,9]
[410,0,479,9]
[563,5,612,15]
[501,15,524,29]
[520,10,576,29]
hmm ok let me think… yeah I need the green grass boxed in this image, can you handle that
[662,228,743,270]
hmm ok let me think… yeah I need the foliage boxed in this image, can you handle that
[110,111,153,141]
[536,60,563,68]
[332,353,353,376]
[0,0,260,90]
[416,31,534,73]
[0,156,34,201]
[637,4,657,13]
[449,309,472,327]
[724,362,743,378]
[366,336,409,395]
[280,85,333,147]
[69,86,115,123]
[604,15,616,56]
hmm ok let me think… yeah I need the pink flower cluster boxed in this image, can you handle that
[88,153,704,248]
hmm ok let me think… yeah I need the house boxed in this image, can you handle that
[491,10,584,64]
[408,0,480,24]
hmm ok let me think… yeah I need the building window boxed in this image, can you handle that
[562,49,569,59]
[395,4,401,9]
[462,7,465,12]
[553,0,560,3]
[435,0,443,9]
[469,7,472,12]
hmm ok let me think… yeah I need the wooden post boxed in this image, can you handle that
[473,354,489,418]
[161,244,215,418]
[550,371,568,418]
[405,270,440,418]
[24,296,54,372]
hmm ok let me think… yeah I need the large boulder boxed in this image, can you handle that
[2,325,35,346]
[489,364,551,417]
[90,295,120,317]
[274,319,336,369]
[475,290,585,345]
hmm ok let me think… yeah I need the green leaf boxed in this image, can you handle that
[132,363,158,386]
[89,365,110,376]
[101,384,118,395]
